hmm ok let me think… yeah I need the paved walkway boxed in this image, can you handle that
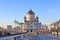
[23,33,60,40]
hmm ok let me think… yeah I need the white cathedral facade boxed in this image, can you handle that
[20,9,41,33]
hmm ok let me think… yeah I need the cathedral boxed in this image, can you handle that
[20,9,41,33]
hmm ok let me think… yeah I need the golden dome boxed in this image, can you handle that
[27,9,35,15]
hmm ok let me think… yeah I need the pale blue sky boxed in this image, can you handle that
[0,0,60,28]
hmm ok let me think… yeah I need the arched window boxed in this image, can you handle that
[31,30,32,32]
[28,23,30,25]
[31,26,33,28]
[31,23,32,24]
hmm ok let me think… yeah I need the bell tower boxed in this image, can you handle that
[24,16,26,22]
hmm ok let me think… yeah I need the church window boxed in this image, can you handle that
[36,23,38,25]
[34,23,35,24]
[31,23,32,24]
[31,30,32,32]
[31,26,32,27]
[28,23,29,25]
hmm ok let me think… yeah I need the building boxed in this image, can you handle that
[20,9,41,33]
[49,20,60,32]
[41,24,48,30]
[13,26,20,34]
[0,27,9,36]
[0,27,4,31]
[7,25,12,34]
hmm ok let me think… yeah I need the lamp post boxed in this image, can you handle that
[50,28,52,35]
[56,21,59,37]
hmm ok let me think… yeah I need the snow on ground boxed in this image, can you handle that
[22,33,60,40]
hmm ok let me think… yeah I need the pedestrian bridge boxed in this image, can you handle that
[0,33,60,40]
[0,34,23,40]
